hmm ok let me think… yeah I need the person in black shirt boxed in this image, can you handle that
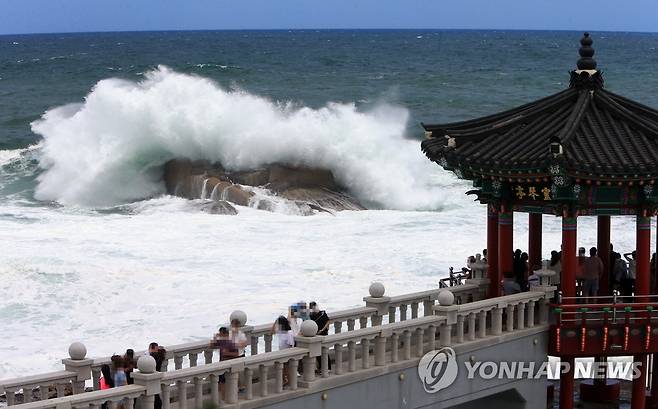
[310,301,331,372]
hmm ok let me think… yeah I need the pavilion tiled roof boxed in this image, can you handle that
[421,33,658,183]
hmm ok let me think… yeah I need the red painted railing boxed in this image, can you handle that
[549,295,658,357]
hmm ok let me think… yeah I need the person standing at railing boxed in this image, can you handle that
[210,326,239,400]
[503,271,521,295]
[582,247,604,299]
[123,349,136,385]
[272,316,295,385]
[612,252,629,295]
[549,250,561,289]
[624,251,637,295]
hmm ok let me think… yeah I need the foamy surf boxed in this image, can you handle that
[30,66,467,210]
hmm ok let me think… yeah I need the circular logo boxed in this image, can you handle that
[417,347,458,393]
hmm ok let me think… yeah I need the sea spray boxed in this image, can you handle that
[31,66,466,210]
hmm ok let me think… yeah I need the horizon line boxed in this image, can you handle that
[2,27,658,37]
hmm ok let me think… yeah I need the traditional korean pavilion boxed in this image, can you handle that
[421,33,658,409]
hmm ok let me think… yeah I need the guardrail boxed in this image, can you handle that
[2,282,554,409]
[0,280,488,406]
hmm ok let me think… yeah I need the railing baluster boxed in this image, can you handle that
[264,334,273,353]
[456,315,465,344]
[321,347,329,378]
[361,339,370,369]
[174,355,183,370]
[176,380,187,409]
[161,383,171,409]
[92,367,101,391]
[506,305,515,332]
[204,349,213,364]
[403,330,412,360]
[274,362,283,394]
[194,376,203,409]
[517,303,526,330]
[492,308,503,335]
[427,325,436,351]
[250,336,259,356]
[226,372,239,404]
[244,368,253,400]
[288,359,298,390]
[423,300,434,317]
[391,333,399,363]
[302,356,315,382]
[375,336,386,366]
[388,306,396,324]
[478,311,487,338]
[56,384,65,398]
[416,328,425,356]
[347,319,355,331]
[39,384,49,401]
[334,321,342,334]
[411,302,419,319]
[528,300,536,328]
[189,353,198,367]
[259,365,268,397]
[400,305,408,321]
[468,313,476,341]
[24,387,32,403]
[348,341,356,372]
[334,344,343,375]
[208,374,220,406]
[359,316,368,329]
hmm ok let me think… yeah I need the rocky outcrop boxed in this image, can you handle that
[163,159,365,215]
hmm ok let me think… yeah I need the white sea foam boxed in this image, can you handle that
[31,66,464,210]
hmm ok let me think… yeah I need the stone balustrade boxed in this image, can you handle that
[0,280,490,407]
[1,281,551,409]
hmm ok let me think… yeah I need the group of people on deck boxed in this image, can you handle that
[94,301,330,405]
[98,343,167,409]
[487,243,658,298]
[209,301,330,394]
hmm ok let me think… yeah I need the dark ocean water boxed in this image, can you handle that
[1,29,657,151]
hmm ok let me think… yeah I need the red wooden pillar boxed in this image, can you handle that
[632,215,651,409]
[487,204,500,298]
[528,213,543,270]
[561,214,578,298]
[598,215,611,295]
[560,357,575,409]
[653,217,658,409]
[498,207,514,281]
[637,215,652,296]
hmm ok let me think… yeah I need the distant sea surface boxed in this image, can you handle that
[0,30,657,378]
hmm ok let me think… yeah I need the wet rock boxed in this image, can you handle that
[162,159,366,213]
[199,200,238,215]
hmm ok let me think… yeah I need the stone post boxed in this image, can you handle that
[363,282,390,327]
[61,342,93,394]
[433,290,458,347]
[132,356,164,409]
[294,321,322,384]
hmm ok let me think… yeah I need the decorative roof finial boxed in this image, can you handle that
[577,32,597,70]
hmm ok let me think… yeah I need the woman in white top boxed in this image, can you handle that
[272,316,295,385]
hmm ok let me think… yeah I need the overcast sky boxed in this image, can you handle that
[0,0,656,35]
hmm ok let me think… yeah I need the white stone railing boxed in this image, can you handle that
[0,280,488,406]
[2,282,552,409]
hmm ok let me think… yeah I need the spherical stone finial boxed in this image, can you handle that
[137,355,157,374]
[68,342,87,360]
[438,290,455,306]
[577,32,597,70]
[369,282,385,298]
[300,320,318,337]
[229,310,247,327]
